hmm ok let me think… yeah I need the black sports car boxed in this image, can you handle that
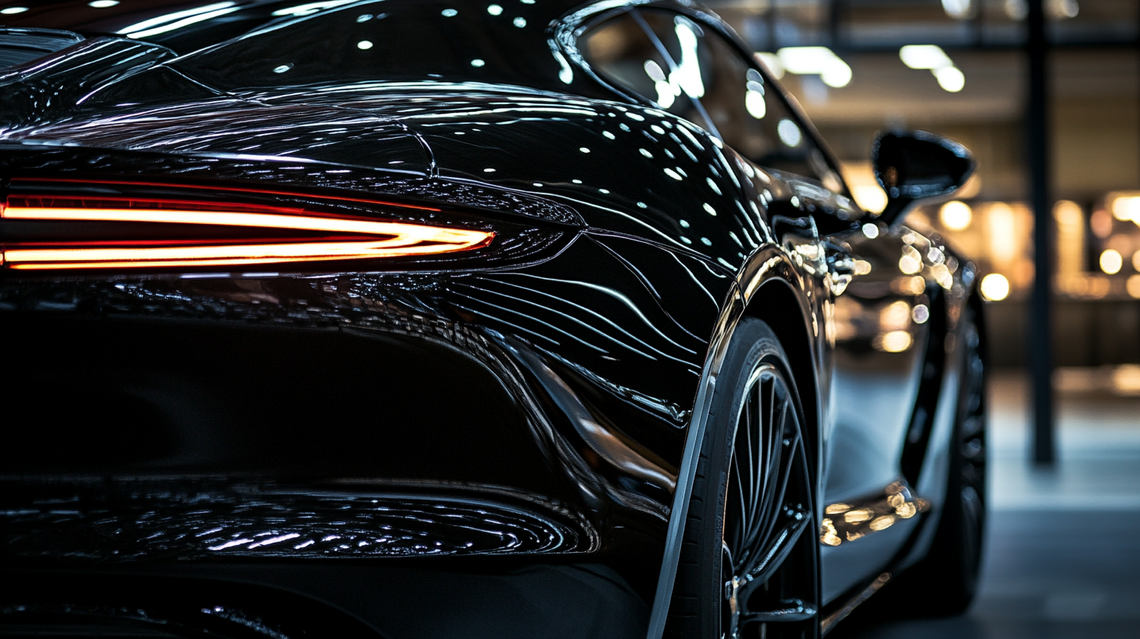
[0,2,986,638]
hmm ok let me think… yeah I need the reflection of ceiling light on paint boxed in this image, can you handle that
[912,304,930,324]
[743,68,767,119]
[980,273,1010,301]
[745,90,766,119]
[270,0,356,17]
[777,119,802,147]
[877,331,912,353]
[880,300,911,331]
[777,47,852,88]
[89,0,120,7]
[841,162,887,214]
[119,2,239,38]
[898,255,922,275]
[940,201,972,230]
[0,6,29,14]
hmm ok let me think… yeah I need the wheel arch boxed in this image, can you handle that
[740,276,821,470]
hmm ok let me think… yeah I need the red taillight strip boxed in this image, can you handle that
[3,206,481,241]
[0,204,494,271]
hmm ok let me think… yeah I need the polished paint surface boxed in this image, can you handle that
[0,2,983,638]
[832,375,1140,639]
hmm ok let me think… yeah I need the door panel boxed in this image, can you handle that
[820,223,941,602]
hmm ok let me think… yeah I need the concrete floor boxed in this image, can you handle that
[830,370,1140,639]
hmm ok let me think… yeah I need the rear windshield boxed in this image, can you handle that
[172,0,591,94]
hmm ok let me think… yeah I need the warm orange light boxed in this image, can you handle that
[1,202,493,270]
[2,206,472,239]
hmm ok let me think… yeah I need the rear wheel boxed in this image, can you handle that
[667,318,819,639]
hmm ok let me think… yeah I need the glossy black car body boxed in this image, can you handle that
[0,2,986,638]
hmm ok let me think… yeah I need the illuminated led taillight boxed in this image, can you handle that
[0,198,494,271]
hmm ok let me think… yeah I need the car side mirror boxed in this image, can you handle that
[872,130,976,227]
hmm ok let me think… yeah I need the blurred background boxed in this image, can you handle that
[709,0,1139,366]
[701,0,1140,636]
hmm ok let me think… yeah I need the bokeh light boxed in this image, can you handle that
[980,273,1010,301]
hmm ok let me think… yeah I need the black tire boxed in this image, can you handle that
[666,318,820,639]
[891,303,987,616]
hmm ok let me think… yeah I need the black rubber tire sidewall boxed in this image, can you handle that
[666,318,816,639]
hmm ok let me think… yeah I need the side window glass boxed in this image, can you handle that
[579,9,847,196]
[694,31,844,194]
[579,10,711,128]
[607,9,846,195]
[580,13,673,110]
[629,11,718,132]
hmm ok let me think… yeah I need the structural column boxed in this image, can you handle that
[1026,0,1056,465]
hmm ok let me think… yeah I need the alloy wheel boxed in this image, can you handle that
[721,362,819,639]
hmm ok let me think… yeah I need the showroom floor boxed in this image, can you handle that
[830,370,1140,639]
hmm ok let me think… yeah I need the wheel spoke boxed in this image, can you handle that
[738,503,810,595]
[755,406,800,553]
[752,379,782,547]
[732,437,747,551]
[745,383,759,547]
